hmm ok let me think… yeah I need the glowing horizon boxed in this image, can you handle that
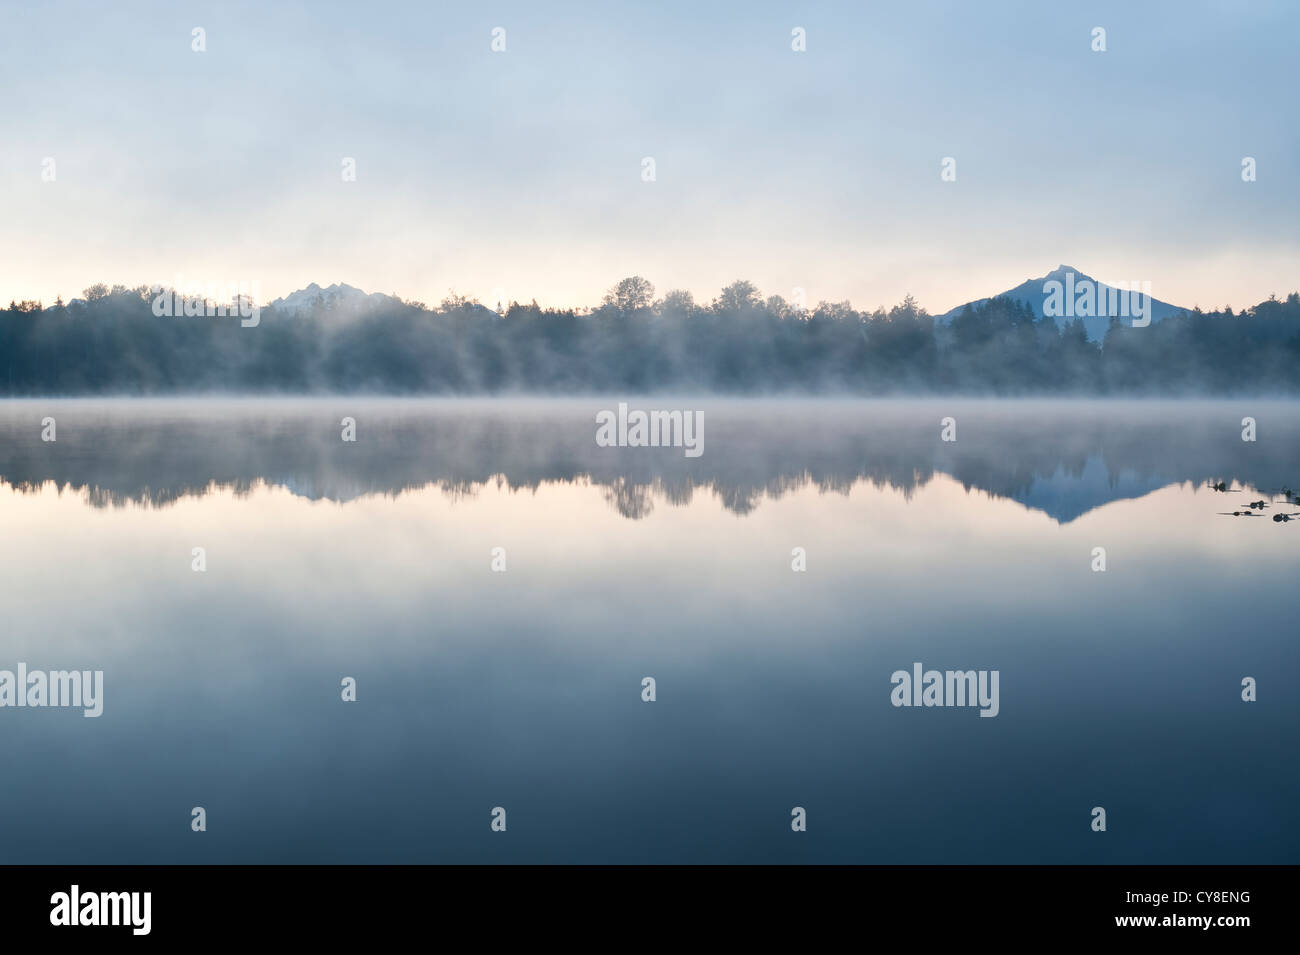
[9,251,1299,318]
[3,0,1296,315]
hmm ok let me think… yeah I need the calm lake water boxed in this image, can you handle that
[0,398,1296,863]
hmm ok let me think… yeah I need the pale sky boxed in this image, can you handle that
[2,0,1296,313]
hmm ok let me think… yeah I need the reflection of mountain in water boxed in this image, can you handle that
[1,400,1297,522]
[1008,457,1173,523]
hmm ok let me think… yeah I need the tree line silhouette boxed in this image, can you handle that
[4,278,1300,394]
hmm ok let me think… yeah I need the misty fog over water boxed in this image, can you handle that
[0,398,1295,862]
[3,398,1299,521]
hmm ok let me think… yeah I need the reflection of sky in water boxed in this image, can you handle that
[0,401,1296,862]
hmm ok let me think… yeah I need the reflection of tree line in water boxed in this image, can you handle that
[2,406,1300,521]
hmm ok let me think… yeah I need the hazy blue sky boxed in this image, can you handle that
[2,0,1296,312]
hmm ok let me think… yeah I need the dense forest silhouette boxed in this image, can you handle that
[4,277,1300,394]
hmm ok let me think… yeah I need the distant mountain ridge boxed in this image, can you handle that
[269,282,401,315]
[271,268,1192,338]
[938,265,1189,341]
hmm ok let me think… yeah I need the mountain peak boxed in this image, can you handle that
[270,282,399,315]
[938,265,1187,341]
